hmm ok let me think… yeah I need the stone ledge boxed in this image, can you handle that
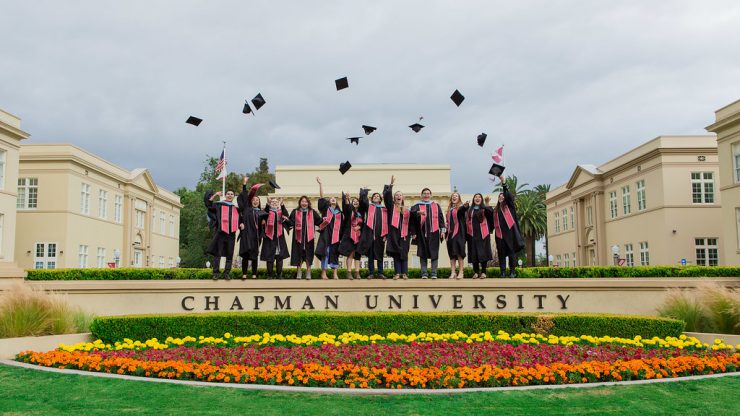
[0,333,91,359]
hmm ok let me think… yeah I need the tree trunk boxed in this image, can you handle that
[526,236,536,267]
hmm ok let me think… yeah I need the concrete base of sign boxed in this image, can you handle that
[0,332,92,359]
[9,277,739,316]
[683,331,740,346]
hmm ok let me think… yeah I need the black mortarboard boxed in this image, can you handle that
[347,137,361,145]
[339,161,352,175]
[477,133,487,147]
[251,93,266,110]
[489,163,505,177]
[268,179,280,190]
[450,89,465,107]
[335,77,349,91]
[409,123,424,133]
[186,116,202,126]
[242,101,253,115]
[362,125,376,135]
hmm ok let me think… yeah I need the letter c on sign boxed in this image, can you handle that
[181,296,195,311]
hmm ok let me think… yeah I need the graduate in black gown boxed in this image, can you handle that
[315,177,343,280]
[493,175,525,277]
[358,188,388,279]
[288,194,322,280]
[260,197,291,279]
[410,188,446,278]
[338,192,363,280]
[237,176,268,280]
[465,193,495,278]
[445,191,468,280]
[384,176,415,280]
[205,190,240,280]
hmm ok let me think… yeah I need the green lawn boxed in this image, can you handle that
[0,364,737,415]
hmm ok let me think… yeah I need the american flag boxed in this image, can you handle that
[215,149,227,180]
[492,146,504,164]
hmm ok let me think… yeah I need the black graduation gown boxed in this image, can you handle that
[494,184,525,254]
[288,208,322,266]
[237,184,269,260]
[338,195,362,259]
[205,199,239,257]
[358,188,386,259]
[445,205,468,259]
[260,204,291,261]
[315,198,343,263]
[383,185,415,261]
[467,206,494,263]
[410,201,446,261]
[204,190,218,233]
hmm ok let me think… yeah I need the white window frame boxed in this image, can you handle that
[695,238,719,267]
[691,172,715,204]
[570,206,574,230]
[159,211,166,234]
[169,215,175,237]
[636,180,646,211]
[80,183,91,215]
[33,242,58,269]
[17,178,39,209]
[135,210,145,229]
[556,255,562,266]
[78,244,89,268]
[562,209,568,231]
[572,252,576,267]
[554,212,560,233]
[168,257,174,268]
[98,190,108,219]
[159,256,165,268]
[609,191,617,219]
[737,208,740,251]
[564,253,570,267]
[114,195,123,223]
[625,243,634,267]
[586,206,593,226]
[639,241,649,266]
[622,185,631,215]
[133,250,143,268]
[733,143,740,184]
[0,150,5,190]
[0,214,3,257]
[97,247,106,268]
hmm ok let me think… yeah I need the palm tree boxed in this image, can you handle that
[532,184,551,264]
[515,191,547,266]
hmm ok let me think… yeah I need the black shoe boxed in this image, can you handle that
[509,270,517,278]
[223,271,231,281]
[212,272,220,281]
[500,270,506,278]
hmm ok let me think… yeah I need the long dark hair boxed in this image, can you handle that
[470,193,487,223]
[298,195,312,210]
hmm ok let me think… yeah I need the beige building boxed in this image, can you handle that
[706,99,740,266]
[546,136,722,267]
[0,110,29,278]
[15,144,182,269]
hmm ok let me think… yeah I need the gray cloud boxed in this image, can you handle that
[1,0,738,193]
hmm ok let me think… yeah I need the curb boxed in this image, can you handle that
[1,359,738,395]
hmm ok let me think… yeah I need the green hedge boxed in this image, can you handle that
[26,266,740,281]
[89,312,685,343]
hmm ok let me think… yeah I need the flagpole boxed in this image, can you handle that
[222,141,227,196]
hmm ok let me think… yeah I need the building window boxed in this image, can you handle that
[169,215,175,237]
[572,253,576,267]
[621,185,631,215]
[564,253,570,267]
[80,183,91,214]
[78,245,89,268]
[114,195,123,223]
[562,209,568,231]
[554,212,560,233]
[695,238,719,266]
[33,242,57,269]
[133,250,143,268]
[97,247,106,268]
[0,214,3,256]
[159,256,165,268]
[625,243,634,267]
[733,143,740,183]
[168,257,174,268]
[160,211,166,234]
[17,178,39,209]
[586,206,593,226]
[98,190,108,219]
[691,172,715,203]
[609,191,617,219]
[737,209,740,251]
[636,180,646,211]
[0,150,5,190]
[639,241,649,266]
[570,207,574,230]
[556,255,562,266]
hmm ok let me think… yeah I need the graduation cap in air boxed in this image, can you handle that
[339,161,352,175]
[489,162,505,177]
[335,77,349,91]
[186,116,203,126]
[268,179,280,190]
[477,133,487,147]
[347,137,361,145]
[362,125,376,135]
[450,89,465,107]
[242,101,253,115]
[251,93,266,110]
[409,123,424,133]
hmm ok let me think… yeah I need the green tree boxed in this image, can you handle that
[532,184,551,263]
[492,175,529,197]
[515,191,547,267]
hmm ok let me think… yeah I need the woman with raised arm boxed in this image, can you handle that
[358,186,388,279]
[288,191,322,280]
[466,193,494,279]
[410,188,446,279]
[493,174,525,277]
[384,175,414,280]
[446,191,468,279]
[338,191,363,280]
[205,189,240,280]
[237,175,268,280]
[260,196,291,279]
[315,177,343,280]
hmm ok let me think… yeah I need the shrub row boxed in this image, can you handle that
[89,312,685,343]
[26,266,740,281]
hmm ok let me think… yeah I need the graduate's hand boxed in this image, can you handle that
[498,175,505,183]
[390,175,395,185]
[242,175,249,185]
[316,177,322,185]
[464,201,470,208]
[484,196,491,204]
[239,224,245,230]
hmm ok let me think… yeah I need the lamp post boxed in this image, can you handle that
[113,249,121,268]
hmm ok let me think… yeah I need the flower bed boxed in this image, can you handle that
[16,332,739,389]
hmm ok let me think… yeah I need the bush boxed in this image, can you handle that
[657,283,740,334]
[89,311,684,343]
[25,266,740,281]
[657,290,708,332]
[0,285,93,338]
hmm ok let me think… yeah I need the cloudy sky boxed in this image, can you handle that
[2,0,739,193]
